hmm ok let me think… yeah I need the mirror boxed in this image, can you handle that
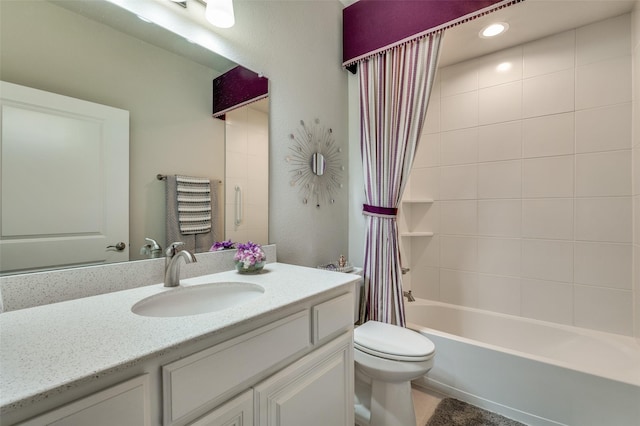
[0,0,269,274]
[311,152,326,176]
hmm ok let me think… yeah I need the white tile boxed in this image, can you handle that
[574,286,633,335]
[635,148,640,196]
[440,128,478,165]
[521,239,573,282]
[478,81,522,125]
[522,199,574,240]
[575,150,632,197]
[574,242,632,289]
[476,237,521,277]
[477,160,521,199]
[576,56,632,110]
[522,113,574,158]
[411,235,440,268]
[441,91,478,131]
[247,107,268,133]
[635,196,640,243]
[522,156,574,198]
[476,274,521,315]
[411,202,440,235]
[575,103,632,153]
[440,164,477,200]
[409,265,440,300]
[440,200,477,235]
[440,269,478,307]
[440,60,479,96]
[634,7,640,46]
[523,69,574,118]
[415,133,440,168]
[440,236,477,272]
[225,151,248,179]
[478,46,523,88]
[576,14,631,66]
[478,121,522,162]
[409,167,439,200]
[424,95,441,135]
[247,131,268,157]
[478,199,521,237]
[521,278,573,325]
[575,197,632,243]
[523,30,575,78]
[224,123,248,154]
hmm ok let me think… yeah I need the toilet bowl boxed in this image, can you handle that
[353,320,435,426]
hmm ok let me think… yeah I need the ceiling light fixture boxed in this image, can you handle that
[480,22,509,38]
[205,0,235,28]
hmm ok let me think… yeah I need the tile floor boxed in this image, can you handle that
[411,385,445,425]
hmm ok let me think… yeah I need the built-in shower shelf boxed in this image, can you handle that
[402,198,434,204]
[400,231,434,237]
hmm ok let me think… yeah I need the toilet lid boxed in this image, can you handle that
[354,320,435,362]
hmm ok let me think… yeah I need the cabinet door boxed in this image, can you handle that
[187,390,253,426]
[254,332,353,426]
[18,375,150,426]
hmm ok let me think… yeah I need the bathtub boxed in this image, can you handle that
[405,299,640,426]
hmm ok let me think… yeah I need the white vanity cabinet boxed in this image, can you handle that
[254,332,352,426]
[17,375,151,426]
[186,390,253,426]
[2,266,357,426]
[163,292,355,426]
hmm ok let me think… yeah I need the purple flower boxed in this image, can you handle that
[234,241,266,268]
[210,240,236,251]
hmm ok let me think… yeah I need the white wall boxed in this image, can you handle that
[402,14,634,335]
[633,0,640,340]
[213,0,349,267]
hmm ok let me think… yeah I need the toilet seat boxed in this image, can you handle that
[354,320,435,362]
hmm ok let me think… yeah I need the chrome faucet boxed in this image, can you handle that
[164,242,197,287]
[403,290,415,302]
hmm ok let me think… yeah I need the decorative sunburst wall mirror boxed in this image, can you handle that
[286,119,343,207]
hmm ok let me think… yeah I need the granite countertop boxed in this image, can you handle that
[0,262,358,414]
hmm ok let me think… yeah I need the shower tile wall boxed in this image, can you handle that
[403,14,634,336]
[633,0,640,341]
[224,104,269,245]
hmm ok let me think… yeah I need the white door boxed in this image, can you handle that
[0,81,129,273]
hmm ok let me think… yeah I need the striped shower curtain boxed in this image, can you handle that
[359,33,441,326]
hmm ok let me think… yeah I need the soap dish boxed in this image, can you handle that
[317,263,354,273]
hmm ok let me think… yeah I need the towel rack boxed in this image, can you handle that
[157,174,221,183]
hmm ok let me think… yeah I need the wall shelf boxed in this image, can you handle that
[400,231,434,237]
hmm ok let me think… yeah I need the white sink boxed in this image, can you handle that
[131,282,265,317]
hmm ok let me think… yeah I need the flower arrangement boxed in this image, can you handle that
[234,241,266,273]
[210,240,236,251]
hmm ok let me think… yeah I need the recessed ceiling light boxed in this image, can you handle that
[480,22,509,38]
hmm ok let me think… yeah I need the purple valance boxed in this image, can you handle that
[343,0,509,67]
[212,66,268,118]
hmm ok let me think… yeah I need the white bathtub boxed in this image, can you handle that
[405,299,640,426]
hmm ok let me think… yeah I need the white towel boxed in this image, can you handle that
[176,175,211,235]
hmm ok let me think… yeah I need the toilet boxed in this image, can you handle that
[352,276,436,426]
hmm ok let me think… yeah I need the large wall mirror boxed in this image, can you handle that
[0,0,269,274]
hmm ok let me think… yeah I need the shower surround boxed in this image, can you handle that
[401,13,637,337]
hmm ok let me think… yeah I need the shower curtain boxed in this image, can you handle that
[359,33,441,326]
